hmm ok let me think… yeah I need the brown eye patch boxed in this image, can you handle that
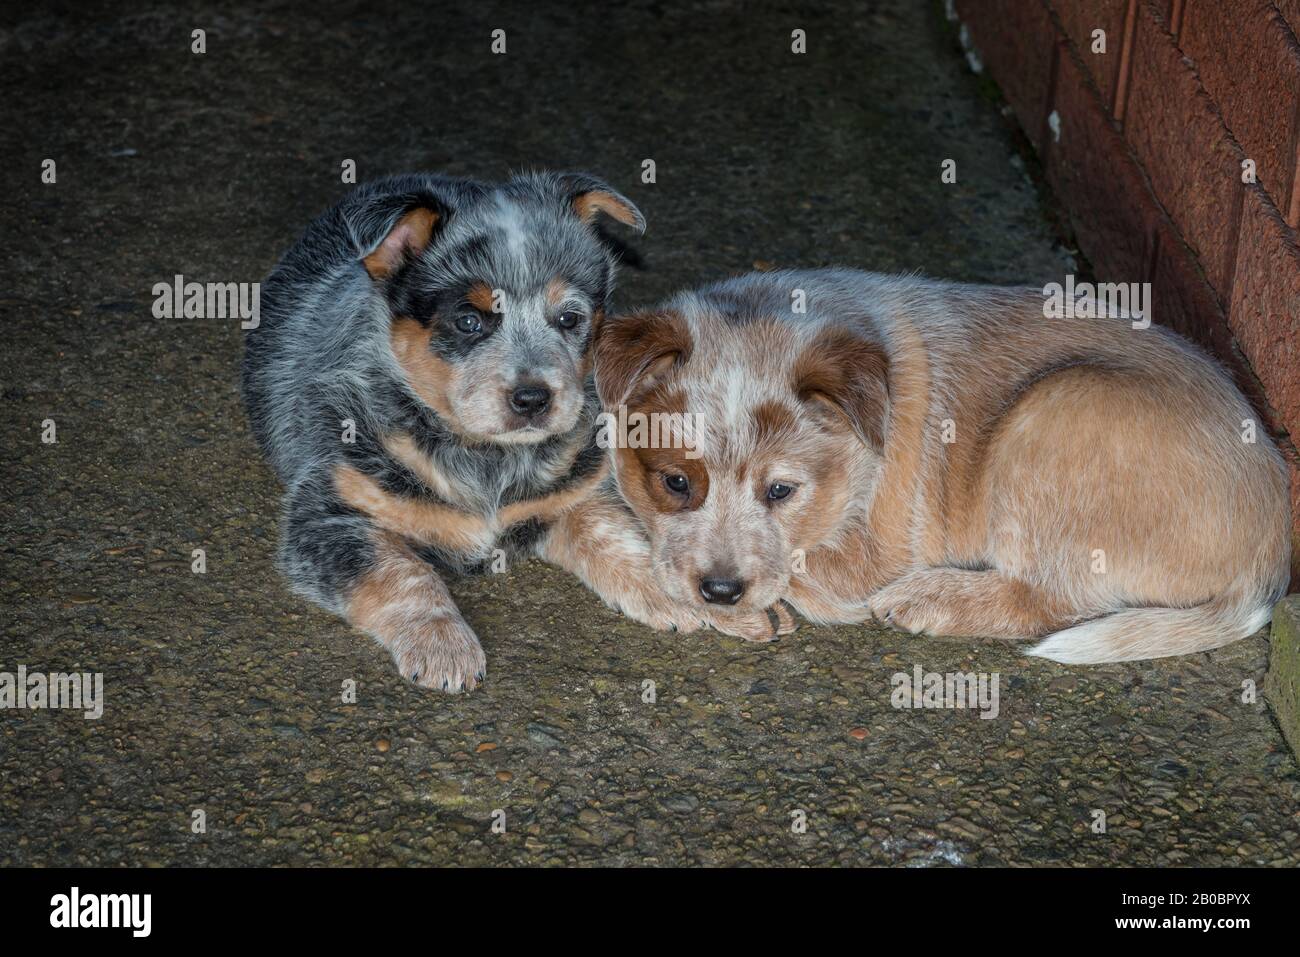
[633,444,709,512]
[613,383,709,515]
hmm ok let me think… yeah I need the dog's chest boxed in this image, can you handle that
[390,436,577,565]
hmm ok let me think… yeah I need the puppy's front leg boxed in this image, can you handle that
[786,526,905,625]
[537,490,796,641]
[281,477,485,692]
[348,531,486,692]
[536,493,705,633]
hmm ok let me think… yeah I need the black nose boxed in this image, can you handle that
[699,577,745,604]
[509,385,551,417]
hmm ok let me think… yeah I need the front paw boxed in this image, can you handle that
[390,616,487,693]
[617,596,710,634]
[706,601,798,642]
[866,582,935,635]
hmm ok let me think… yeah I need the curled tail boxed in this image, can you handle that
[1027,594,1276,665]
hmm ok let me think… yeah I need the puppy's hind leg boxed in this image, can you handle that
[866,568,1071,639]
[281,480,485,692]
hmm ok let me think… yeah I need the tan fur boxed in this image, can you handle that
[844,306,1288,661]
[578,308,603,381]
[545,278,569,308]
[383,433,469,505]
[597,278,1291,664]
[790,327,891,450]
[362,208,438,279]
[334,464,494,555]
[594,309,692,407]
[347,530,485,691]
[269,172,651,695]
[337,441,611,543]
[499,467,610,527]
[390,318,462,428]
[390,297,588,446]
[573,191,642,229]
[865,568,1072,637]
[465,282,496,314]
[537,487,796,640]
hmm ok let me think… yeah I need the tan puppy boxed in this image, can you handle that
[594,269,1291,664]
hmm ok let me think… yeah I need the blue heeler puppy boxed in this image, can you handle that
[242,172,790,693]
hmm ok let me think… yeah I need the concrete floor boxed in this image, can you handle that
[1,0,1297,866]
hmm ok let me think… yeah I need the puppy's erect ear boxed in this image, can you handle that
[791,326,890,451]
[362,207,440,280]
[559,172,646,234]
[595,310,693,408]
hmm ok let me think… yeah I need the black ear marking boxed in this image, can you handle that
[593,222,646,270]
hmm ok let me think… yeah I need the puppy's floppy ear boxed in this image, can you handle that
[595,309,692,408]
[559,172,646,234]
[791,326,890,451]
[362,207,440,280]
[344,177,458,280]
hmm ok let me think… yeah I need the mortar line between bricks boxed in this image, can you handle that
[1115,0,1140,124]
[1222,172,1247,311]
[1288,35,1300,227]
[1043,30,1061,154]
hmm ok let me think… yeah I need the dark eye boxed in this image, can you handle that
[664,473,689,495]
[455,313,482,335]
[766,482,794,502]
[556,310,583,330]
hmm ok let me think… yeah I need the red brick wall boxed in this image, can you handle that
[953,0,1300,585]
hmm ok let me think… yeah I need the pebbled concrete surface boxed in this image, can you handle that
[1,0,1297,866]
